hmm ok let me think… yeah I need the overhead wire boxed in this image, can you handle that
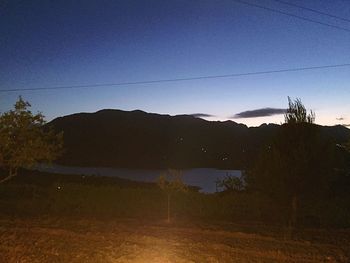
[1,63,349,93]
[270,0,350,23]
[232,0,350,33]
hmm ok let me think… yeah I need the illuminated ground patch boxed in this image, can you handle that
[0,219,348,262]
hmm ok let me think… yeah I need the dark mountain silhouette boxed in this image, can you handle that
[48,109,350,169]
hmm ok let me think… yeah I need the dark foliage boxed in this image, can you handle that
[244,98,350,228]
[0,169,349,227]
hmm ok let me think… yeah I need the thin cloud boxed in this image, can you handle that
[190,113,215,118]
[336,117,345,121]
[233,108,286,118]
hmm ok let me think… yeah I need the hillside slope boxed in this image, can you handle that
[48,109,350,169]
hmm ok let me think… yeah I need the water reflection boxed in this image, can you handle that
[38,165,241,193]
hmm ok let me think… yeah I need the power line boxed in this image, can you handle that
[1,63,350,93]
[271,0,350,23]
[232,0,350,33]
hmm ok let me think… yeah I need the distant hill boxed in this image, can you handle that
[48,109,350,169]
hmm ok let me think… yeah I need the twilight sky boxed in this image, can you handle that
[1,0,349,127]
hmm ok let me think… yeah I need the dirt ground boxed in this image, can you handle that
[0,218,349,263]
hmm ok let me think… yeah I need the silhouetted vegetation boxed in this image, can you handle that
[245,97,350,230]
[0,97,349,232]
[157,170,187,222]
[0,168,349,228]
[0,97,63,183]
[216,174,244,192]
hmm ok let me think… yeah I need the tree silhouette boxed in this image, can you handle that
[245,97,334,230]
[216,175,244,192]
[285,97,315,124]
[0,97,63,183]
[157,169,187,223]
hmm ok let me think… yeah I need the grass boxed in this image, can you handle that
[0,170,350,262]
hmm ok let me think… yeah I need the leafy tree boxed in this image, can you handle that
[245,97,334,229]
[157,169,187,222]
[216,175,244,192]
[284,97,315,124]
[0,97,63,183]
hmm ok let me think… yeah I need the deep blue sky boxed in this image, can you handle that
[1,0,349,126]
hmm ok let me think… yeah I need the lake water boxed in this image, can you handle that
[37,165,242,193]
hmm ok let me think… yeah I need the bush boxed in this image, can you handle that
[0,173,349,228]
